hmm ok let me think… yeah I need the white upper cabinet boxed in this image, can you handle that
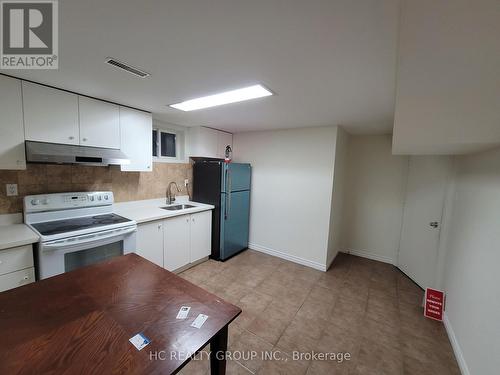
[188,126,232,159]
[78,97,120,149]
[22,81,79,145]
[120,107,152,172]
[0,76,26,170]
[188,126,219,158]
[217,131,233,159]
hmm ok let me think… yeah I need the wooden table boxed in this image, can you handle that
[0,254,241,374]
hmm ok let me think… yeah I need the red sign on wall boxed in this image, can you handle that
[424,288,445,321]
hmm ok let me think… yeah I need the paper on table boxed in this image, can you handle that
[190,314,208,329]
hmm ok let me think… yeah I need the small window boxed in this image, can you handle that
[152,129,176,158]
[161,132,176,157]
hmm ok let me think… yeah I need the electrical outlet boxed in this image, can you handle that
[6,184,18,196]
[184,179,189,187]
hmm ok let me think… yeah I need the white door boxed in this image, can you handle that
[120,107,153,172]
[190,211,212,262]
[0,76,25,170]
[22,82,80,145]
[78,96,120,149]
[136,221,164,267]
[398,156,452,289]
[164,215,190,271]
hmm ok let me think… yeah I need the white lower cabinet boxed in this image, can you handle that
[0,268,35,292]
[163,215,191,271]
[189,211,212,263]
[135,211,212,272]
[136,221,164,267]
[0,245,35,292]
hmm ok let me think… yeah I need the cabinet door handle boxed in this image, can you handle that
[158,224,162,229]
[82,137,87,142]
[192,218,195,222]
[23,276,29,280]
[69,136,74,140]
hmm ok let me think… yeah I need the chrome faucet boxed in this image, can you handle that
[166,182,181,205]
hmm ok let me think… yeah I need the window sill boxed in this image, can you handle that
[153,157,189,164]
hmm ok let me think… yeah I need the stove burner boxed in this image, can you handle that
[32,214,132,237]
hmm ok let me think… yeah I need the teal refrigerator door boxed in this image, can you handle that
[221,163,251,193]
[220,190,250,259]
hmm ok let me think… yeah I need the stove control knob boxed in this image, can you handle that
[31,199,40,206]
[98,196,102,201]
[90,196,94,201]
[104,195,108,200]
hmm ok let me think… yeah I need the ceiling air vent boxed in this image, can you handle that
[105,57,150,78]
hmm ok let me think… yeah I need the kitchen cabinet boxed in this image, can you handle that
[164,211,212,271]
[78,97,120,149]
[188,126,219,158]
[136,221,164,267]
[189,211,212,262]
[163,215,191,271]
[135,210,212,272]
[23,81,80,145]
[0,245,35,292]
[0,76,25,170]
[188,126,232,159]
[120,107,153,172]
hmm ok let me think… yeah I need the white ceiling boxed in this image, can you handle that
[3,0,400,134]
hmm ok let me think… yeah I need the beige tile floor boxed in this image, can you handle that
[178,250,460,375]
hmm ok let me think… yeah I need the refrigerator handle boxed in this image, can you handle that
[224,168,228,220]
[227,168,232,220]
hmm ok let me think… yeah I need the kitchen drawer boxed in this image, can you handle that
[0,267,35,292]
[0,245,34,276]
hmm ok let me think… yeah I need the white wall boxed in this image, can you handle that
[342,135,408,263]
[327,126,349,267]
[233,126,338,270]
[439,146,500,375]
[393,0,500,155]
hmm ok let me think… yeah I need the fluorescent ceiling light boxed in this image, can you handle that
[169,84,273,111]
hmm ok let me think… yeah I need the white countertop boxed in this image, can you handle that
[113,197,214,224]
[0,224,39,251]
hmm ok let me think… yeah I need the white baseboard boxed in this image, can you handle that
[443,313,470,375]
[326,250,341,271]
[248,242,327,271]
[341,248,396,265]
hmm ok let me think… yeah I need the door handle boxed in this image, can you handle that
[429,221,439,229]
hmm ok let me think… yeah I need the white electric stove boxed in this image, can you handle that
[24,191,137,280]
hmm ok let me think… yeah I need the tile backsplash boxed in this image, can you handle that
[0,162,192,214]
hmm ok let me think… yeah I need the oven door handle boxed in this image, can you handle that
[42,226,137,252]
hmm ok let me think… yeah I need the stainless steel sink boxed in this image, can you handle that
[161,204,196,211]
